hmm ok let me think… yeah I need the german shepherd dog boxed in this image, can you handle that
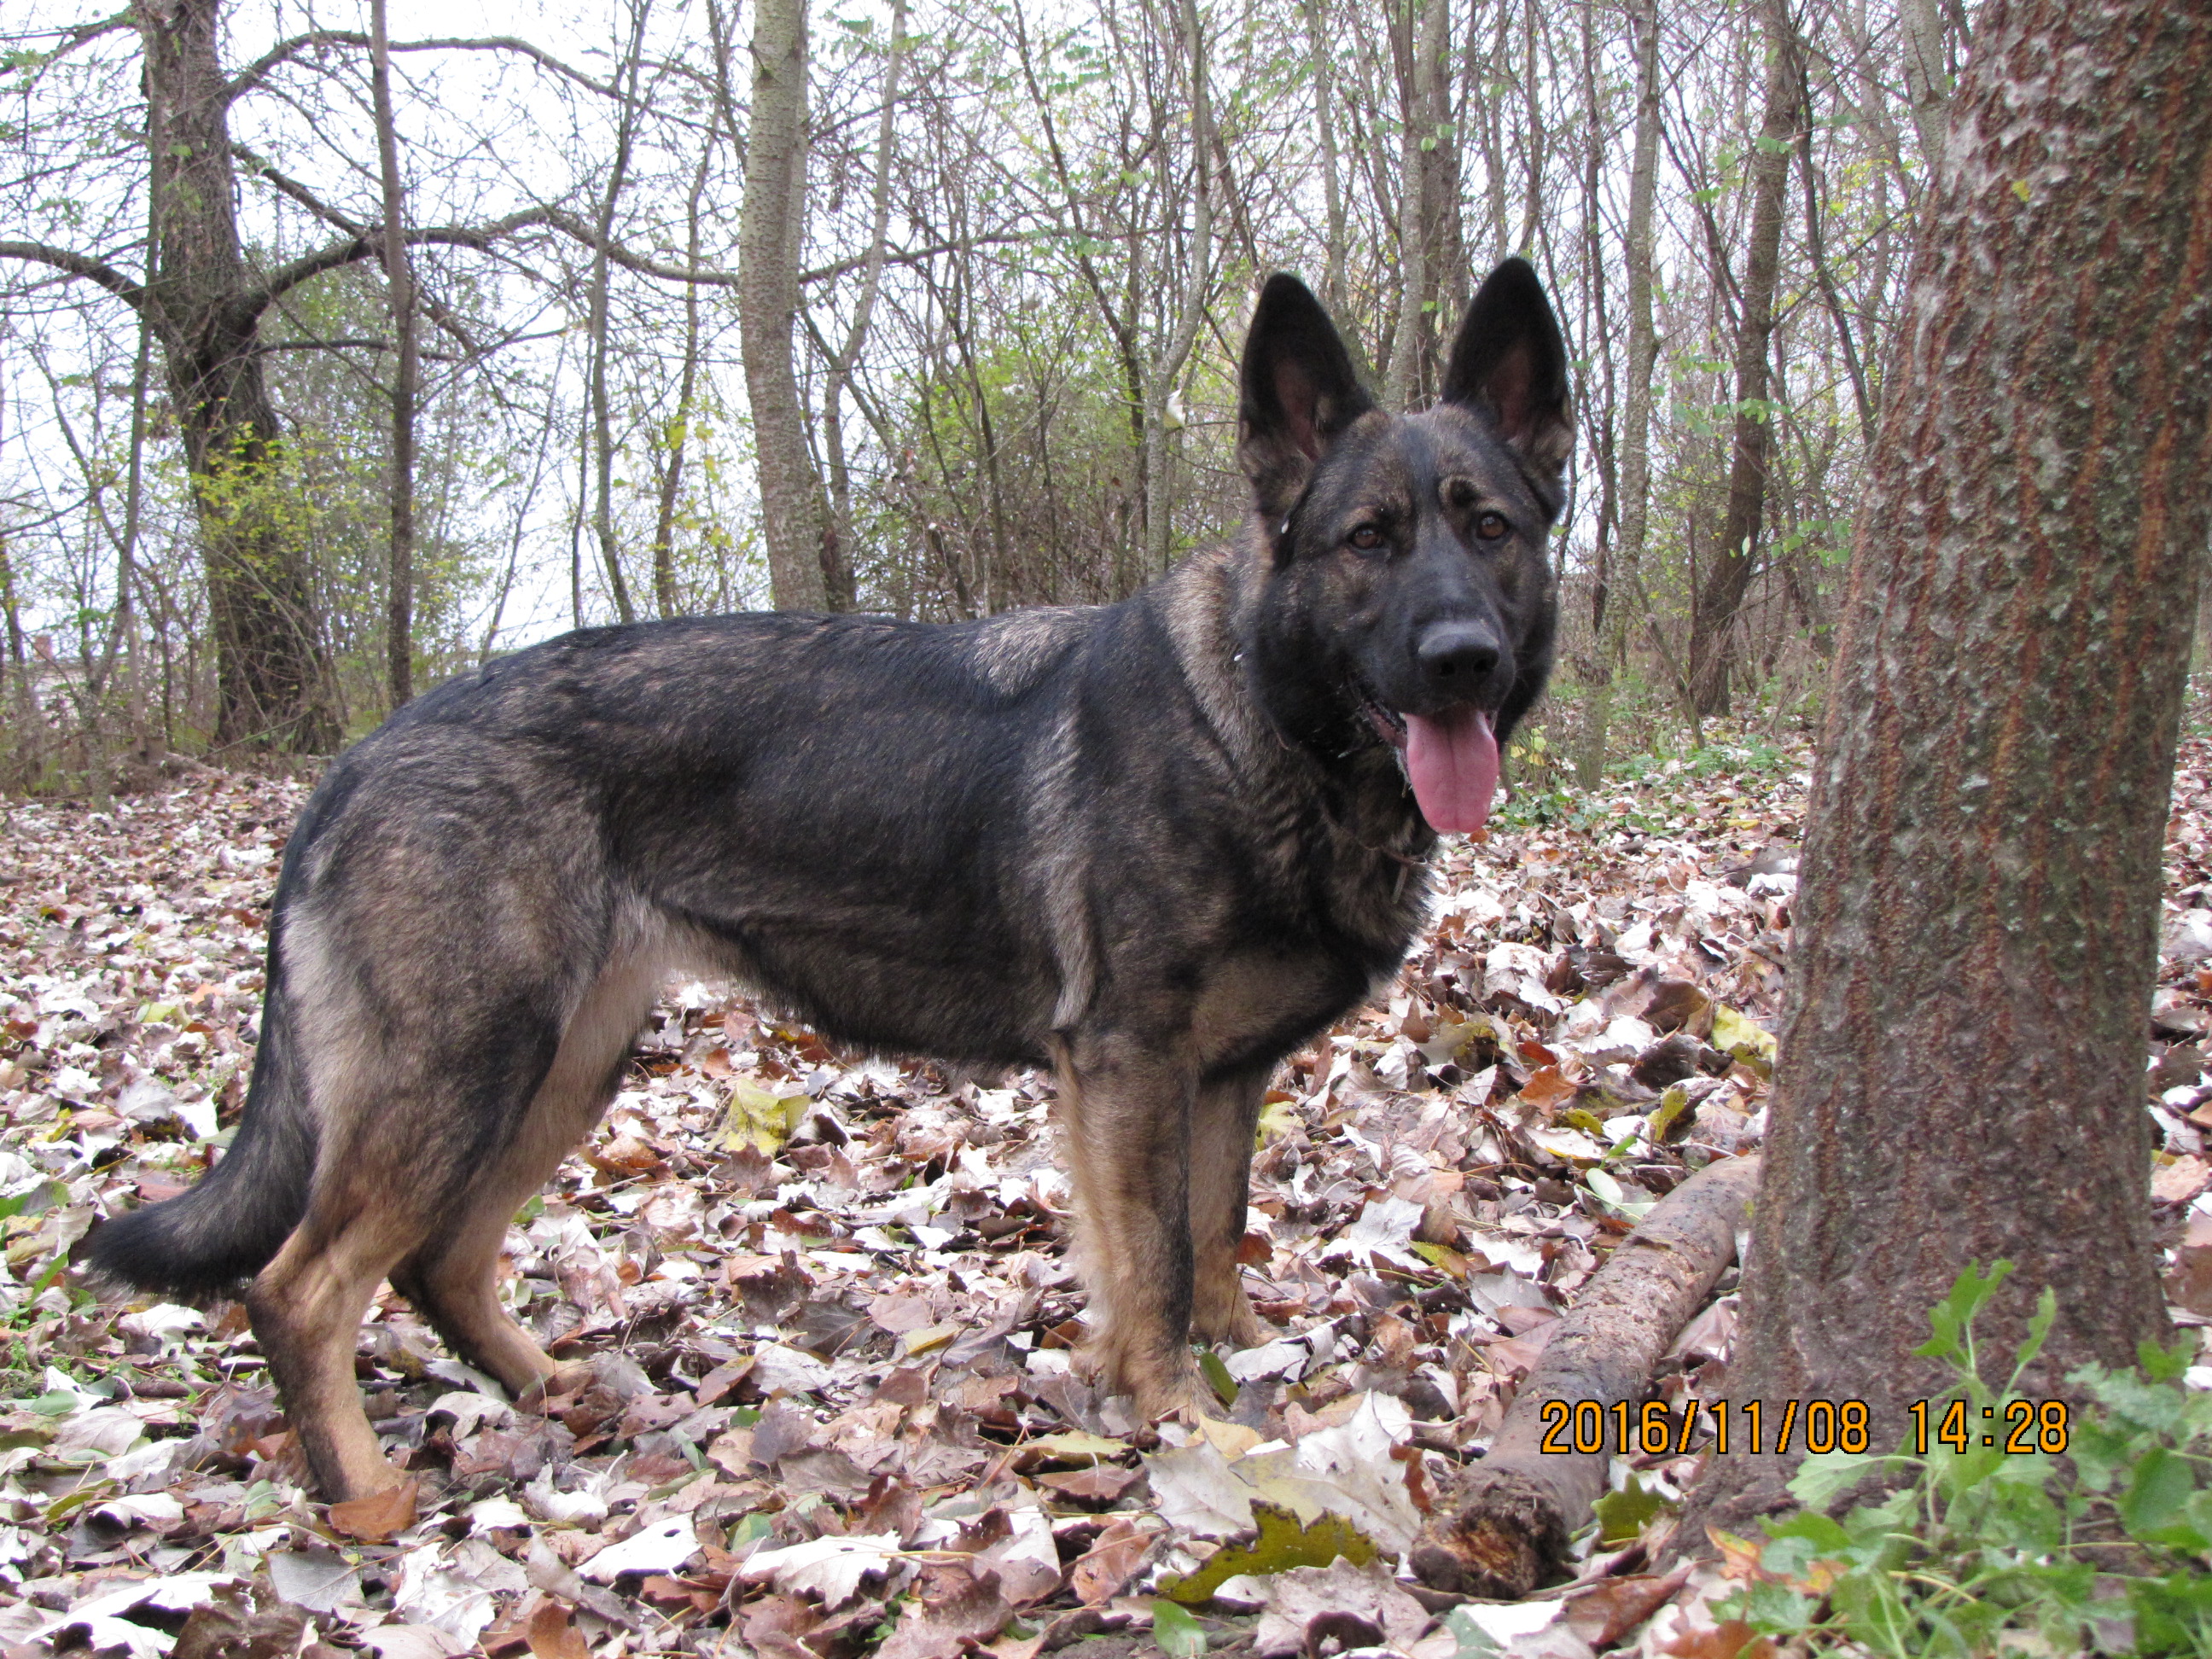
[85,260,1570,1500]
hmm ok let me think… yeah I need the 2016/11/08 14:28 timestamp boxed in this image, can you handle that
[1535,1397,2072,1458]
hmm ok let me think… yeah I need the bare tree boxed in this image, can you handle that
[1575,0,1662,789]
[738,0,832,612]
[1686,0,1795,718]
[370,0,418,709]
[817,0,910,604]
[651,137,715,622]
[1386,0,1451,410]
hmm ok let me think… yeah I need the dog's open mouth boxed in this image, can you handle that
[1358,686,1499,835]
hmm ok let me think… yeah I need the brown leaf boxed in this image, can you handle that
[742,1592,821,1652]
[1068,1516,1161,1605]
[326,1476,417,1541]
[1037,1463,1144,1505]
[1519,1065,1578,1112]
[525,1600,591,1659]
[1561,1563,1694,1646]
[869,1289,940,1334]
[173,1582,307,1659]
[1661,1618,1778,1659]
[876,1562,1014,1659]
[1251,1559,1433,1658]
[693,1355,756,1406]
[2153,1154,2209,1203]
[873,1365,934,1406]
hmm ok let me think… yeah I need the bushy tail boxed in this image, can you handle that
[79,979,317,1299]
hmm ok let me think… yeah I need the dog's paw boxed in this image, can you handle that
[1191,1288,1266,1350]
[1084,1336,1205,1421]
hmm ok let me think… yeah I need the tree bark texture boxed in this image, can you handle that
[142,0,337,751]
[740,0,832,612]
[1687,0,1794,719]
[1684,0,2212,1539]
[370,0,418,710]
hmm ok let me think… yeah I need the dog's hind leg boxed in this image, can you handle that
[1052,1033,1202,1417]
[247,1175,441,1500]
[389,955,664,1398]
[1189,1064,1269,1349]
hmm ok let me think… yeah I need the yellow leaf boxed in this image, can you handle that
[1709,1005,1778,1074]
[1193,1413,1261,1458]
[1411,1240,1471,1279]
[1648,1083,1691,1141]
[720,1080,810,1152]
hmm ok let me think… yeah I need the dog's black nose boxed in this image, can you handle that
[1416,621,1500,686]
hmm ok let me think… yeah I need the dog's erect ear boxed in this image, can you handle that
[1441,258,1574,481]
[1238,274,1377,521]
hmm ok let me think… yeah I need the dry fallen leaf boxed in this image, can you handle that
[327,1478,419,1542]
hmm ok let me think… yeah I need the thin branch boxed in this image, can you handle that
[230,143,367,236]
[225,32,623,106]
[24,8,135,75]
[799,233,1032,288]
[249,336,472,362]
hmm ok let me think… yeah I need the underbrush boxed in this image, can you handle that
[1722,1264,2212,1657]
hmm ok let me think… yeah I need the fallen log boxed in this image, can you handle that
[1408,1151,1761,1598]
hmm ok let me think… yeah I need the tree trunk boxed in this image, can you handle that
[370,0,417,710]
[1577,0,1662,792]
[1899,0,1950,180]
[822,0,908,610]
[1682,0,2212,1540]
[1686,0,1793,719]
[587,0,650,627]
[739,0,831,613]
[1386,0,1448,412]
[1140,0,1214,578]
[142,0,336,751]
[1301,0,1349,322]
[652,139,711,620]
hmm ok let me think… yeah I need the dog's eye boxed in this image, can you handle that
[1348,525,1385,551]
[1475,511,1511,541]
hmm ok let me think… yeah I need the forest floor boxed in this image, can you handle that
[3,716,2209,1659]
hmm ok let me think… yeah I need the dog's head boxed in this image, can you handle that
[1237,260,1570,835]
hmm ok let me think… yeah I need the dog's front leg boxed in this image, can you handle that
[1051,1035,1202,1417]
[1190,1065,1269,1349]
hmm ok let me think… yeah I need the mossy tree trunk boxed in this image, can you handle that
[147,0,339,751]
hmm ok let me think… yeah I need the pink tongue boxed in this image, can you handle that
[1404,708,1499,833]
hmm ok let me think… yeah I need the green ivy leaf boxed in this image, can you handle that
[1150,1598,1207,1657]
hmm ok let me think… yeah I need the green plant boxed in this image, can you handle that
[1721,1262,2212,1656]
